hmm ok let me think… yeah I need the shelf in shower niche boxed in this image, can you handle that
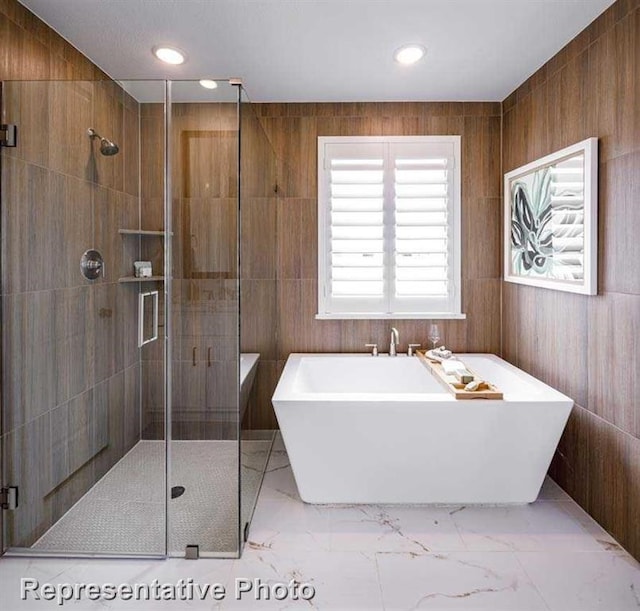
[416,350,504,400]
[118,276,165,283]
[119,229,168,236]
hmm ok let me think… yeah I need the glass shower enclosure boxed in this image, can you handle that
[0,79,276,558]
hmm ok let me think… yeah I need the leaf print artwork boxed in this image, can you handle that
[504,138,597,295]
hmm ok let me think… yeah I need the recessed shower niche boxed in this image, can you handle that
[0,79,277,558]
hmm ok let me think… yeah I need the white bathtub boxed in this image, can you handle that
[272,353,573,504]
[240,353,260,421]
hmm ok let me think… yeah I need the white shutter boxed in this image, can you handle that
[317,137,462,319]
[321,143,387,313]
[390,142,458,314]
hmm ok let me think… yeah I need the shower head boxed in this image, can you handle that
[87,128,120,156]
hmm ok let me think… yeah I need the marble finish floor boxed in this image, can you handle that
[1,433,639,610]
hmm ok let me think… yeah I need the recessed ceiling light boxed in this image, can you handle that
[394,44,426,65]
[199,79,218,90]
[152,46,186,65]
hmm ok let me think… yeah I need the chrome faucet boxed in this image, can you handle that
[389,327,399,356]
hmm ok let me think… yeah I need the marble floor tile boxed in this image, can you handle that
[376,551,549,610]
[329,505,467,553]
[516,551,640,611]
[451,500,612,552]
[222,550,382,610]
[248,498,331,552]
[259,455,301,503]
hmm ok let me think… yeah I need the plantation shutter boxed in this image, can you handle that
[318,137,461,319]
[390,142,458,314]
[321,142,387,313]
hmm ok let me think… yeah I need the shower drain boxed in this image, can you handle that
[171,486,186,499]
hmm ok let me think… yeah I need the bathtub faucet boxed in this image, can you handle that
[389,327,399,356]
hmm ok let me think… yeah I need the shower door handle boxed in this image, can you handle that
[138,290,159,347]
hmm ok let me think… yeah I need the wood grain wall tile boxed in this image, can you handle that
[535,289,588,407]
[241,197,277,279]
[549,404,591,510]
[626,434,640,559]
[1,81,50,166]
[503,0,640,560]
[599,153,640,295]
[240,279,277,360]
[586,412,628,544]
[1,0,142,548]
[462,279,501,354]
[463,197,501,280]
[277,198,317,280]
[587,293,639,436]
[48,81,93,181]
[243,360,279,430]
[2,413,50,546]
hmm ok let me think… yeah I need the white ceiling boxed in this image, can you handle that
[20,0,614,102]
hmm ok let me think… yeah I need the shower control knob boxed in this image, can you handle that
[80,249,105,280]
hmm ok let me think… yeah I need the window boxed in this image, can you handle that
[317,136,464,319]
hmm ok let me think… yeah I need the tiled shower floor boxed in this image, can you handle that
[32,439,271,555]
[1,433,639,609]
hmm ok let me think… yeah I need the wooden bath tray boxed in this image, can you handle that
[416,351,504,400]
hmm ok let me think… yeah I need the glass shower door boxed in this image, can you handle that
[167,80,241,557]
[0,79,168,556]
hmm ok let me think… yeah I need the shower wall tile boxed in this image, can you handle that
[66,388,95,475]
[123,364,141,452]
[55,173,93,290]
[0,0,144,549]
[93,186,125,280]
[124,100,141,198]
[93,370,125,480]
[49,403,69,492]
[92,80,124,192]
[1,412,51,547]
[0,81,50,166]
[503,0,640,561]
[55,286,94,406]
[91,283,124,384]
[140,106,165,201]
[48,80,94,181]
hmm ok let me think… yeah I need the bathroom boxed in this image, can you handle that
[0,0,638,608]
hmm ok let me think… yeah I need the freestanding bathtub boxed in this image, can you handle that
[240,353,260,422]
[272,353,573,504]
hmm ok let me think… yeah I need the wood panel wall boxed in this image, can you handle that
[0,0,141,549]
[244,102,502,428]
[501,0,640,560]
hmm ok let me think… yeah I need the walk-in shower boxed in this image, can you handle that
[0,79,277,558]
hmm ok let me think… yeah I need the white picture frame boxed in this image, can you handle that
[503,137,598,295]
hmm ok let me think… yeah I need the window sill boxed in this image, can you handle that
[315,312,467,320]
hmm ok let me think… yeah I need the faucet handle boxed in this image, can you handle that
[365,343,378,356]
[407,343,421,356]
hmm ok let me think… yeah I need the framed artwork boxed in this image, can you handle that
[504,138,598,295]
